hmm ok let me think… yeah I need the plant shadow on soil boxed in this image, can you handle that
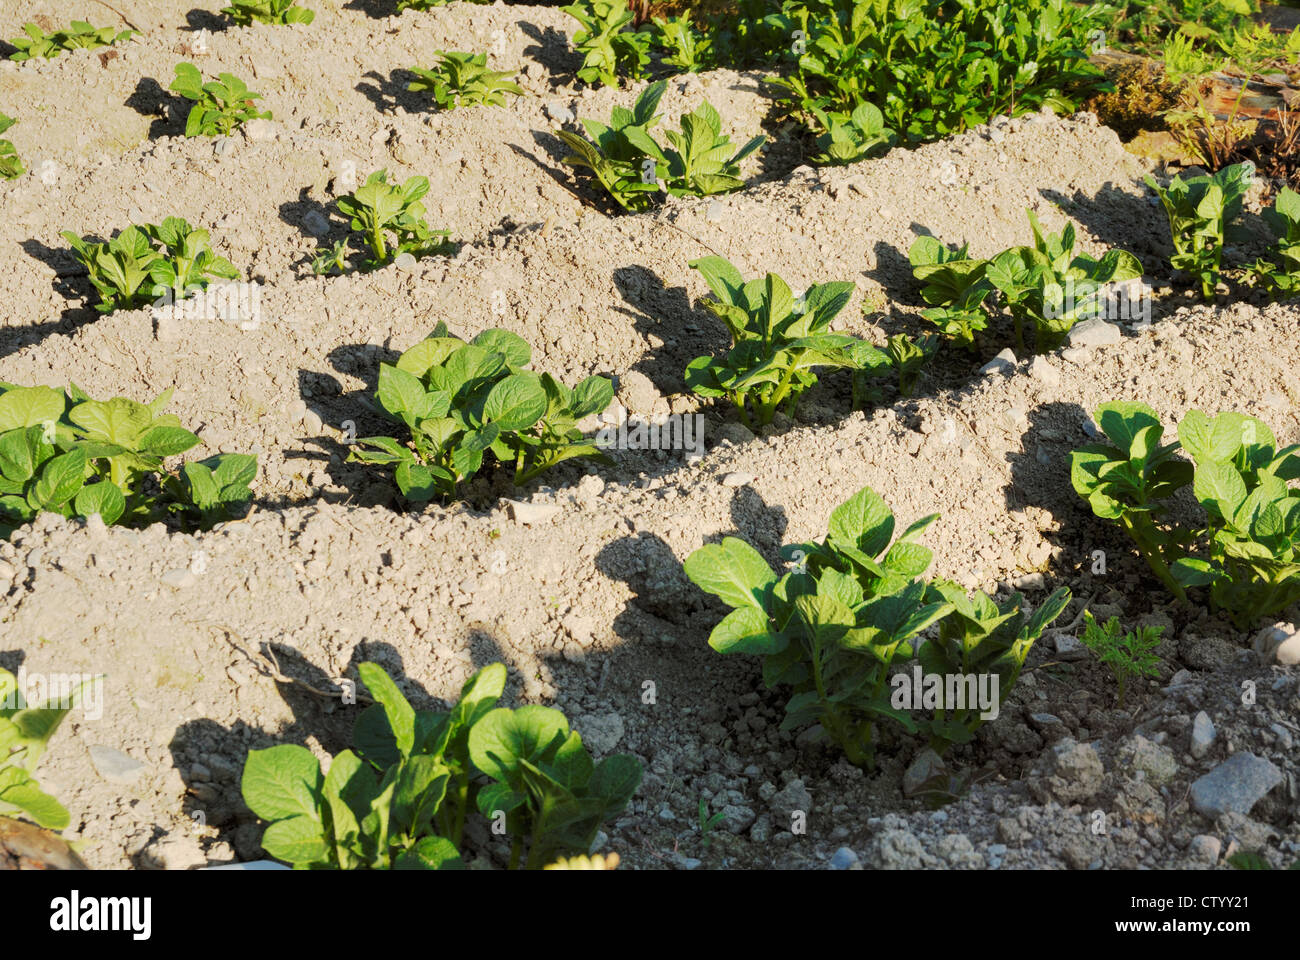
[355,69,430,116]
[9,240,101,360]
[125,76,188,141]
[518,20,583,78]
[183,9,231,33]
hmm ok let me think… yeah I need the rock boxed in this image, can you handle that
[1027,355,1059,385]
[937,832,980,866]
[1254,621,1300,664]
[768,779,813,821]
[615,370,662,415]
[574,712,624,755]
[980,348,1016,376]
[141,834,208,870]
[1066,318,1122,350]
[161,569,196,589]
[89,745,145,785]
[1054,634,1088,661]
[720,804,757,834]
[544,101,574,124]
[875,829,925,869]
[1188,834,1221,864]
[830,846,859,870]
[1042,738,1104,802]
[1121,734,1178,786]
[393,252,418,272]
[240,118,276,142]
[302,210,330,236]
[721,472,754,488]
[706,201,725,222]
[1014,572,1046,592]
[714,422,755,445]
[1268,723,1293,751]
[1190,711,1216,759]
[1189,753,1283,819]
[506,499,561,525]
[902,747,947,796]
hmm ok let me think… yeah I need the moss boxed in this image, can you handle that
[1089,59,1186,140]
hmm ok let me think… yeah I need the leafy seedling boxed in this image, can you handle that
[810,102,896,166]
[332,170,454,270]
[242,662,508,869]
[1249,186,1300,296]
[468,705,642,869]
[0,668,93,830]
[170,62,271,137]
[653,15,714,72]
[221,0,314,26]
[408,51,523,110]
[920,582,1072,749]
[1070,401,1194,600]
[562,0,651,87]
[555,80,668,212]
[684,255,865,427]
[986,210,1143,352]
[1079,612,1163,706]
[7,21,133,60]
[349,323,613,501]
[697,797,726,849]
[1171,409,1300,628]
[636,100,764,198]
[684,484,954,768]
[0,113,23,180]
[1144,162,1252,298]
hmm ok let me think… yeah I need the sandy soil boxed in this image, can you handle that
[0,2,1296,870]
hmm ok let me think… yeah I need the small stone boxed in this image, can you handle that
[302,210,330,236]
[1054,634,1087,661]
[506,500,561,525]
[1013,572,1046,591]
[1269,723,1293,751]
[141,834,208,870]
[1189,753,1283,819]
[830,846,859,870]
[1027,355,1059,385]
[393,252,417,272]
[161,569,197,589]
[1122,734,1178,786]
[89,745,145,785]
[768,779,812,820]
[1189,834,1221,864]
[574,712,624,755]
[1190,711,1216,759]
[902,747,946,796]
[980,348,1016,376]
[706,201,725,223]
[240,117,275,141]
[1254,622,1300,664]
[721,472,754,488]
[544,101,574,124]
[1066,318,1122,350]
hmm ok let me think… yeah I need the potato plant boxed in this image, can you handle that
[911,213,1143,354]
[684,483,1072,766]
[562,0,652,87]
[62,219,240,314]
[1249,186,1300,296]
[0,667,89,830]
[1145,162,1252,299]
[556,80,764,212]
[348,324,613,501]
[170,62,271,137]
[684,255,866,427]
[0,113,22,180]
[241,662,641,869]
[773,0,1106,158]
[220,0,315,26]
[407,52,523,110]
[986,211,1143,353]
[317,170,455,273]
[6,21,133,60]
[1072,402,1300,628]
[0,383,257,537]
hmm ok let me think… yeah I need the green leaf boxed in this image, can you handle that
[683,536,777,610]
[357,663,416,758]
[240,744,323,823]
